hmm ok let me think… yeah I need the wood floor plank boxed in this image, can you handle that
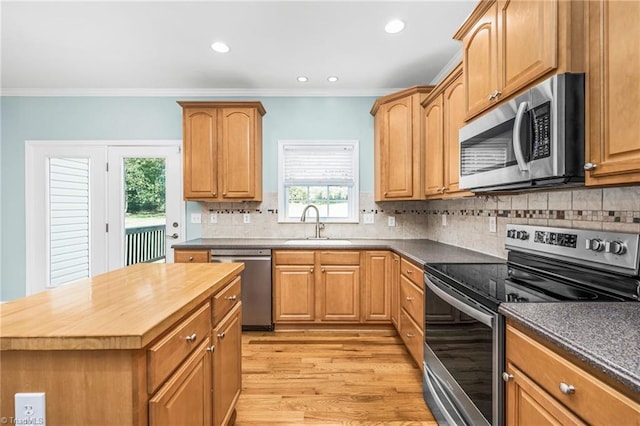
[236,331,437,425]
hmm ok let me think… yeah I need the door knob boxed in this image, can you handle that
[167,233,179,239]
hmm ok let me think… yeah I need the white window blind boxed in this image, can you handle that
[48,158,91,286]
[282,144,356,186]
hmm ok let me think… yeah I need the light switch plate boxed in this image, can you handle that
[442,215,447,227]
[363,213,374,224]
[190,213,201,224]
[209,213,218,224]
[489,216,497,233]
[387,216,396,227]
[243,213,251,224]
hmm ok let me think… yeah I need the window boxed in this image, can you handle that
[278,140,359,223]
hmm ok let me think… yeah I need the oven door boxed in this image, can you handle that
[423,272,504,426]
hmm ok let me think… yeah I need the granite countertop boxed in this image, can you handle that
[500,302,640,395]
[173,238,505,267]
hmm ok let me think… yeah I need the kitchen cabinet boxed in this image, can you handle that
[212,302,242,426]
[454,0,583,120]
[363,251,392,322]
[584,0,640,186]
[318,251,361,322]
[371,86,433,201]
[422,64,473,199]
[273,251,316,322]
[398,257,424,366]
[504,322,640,425]
[174,249,210,263]
[178,101,265,202]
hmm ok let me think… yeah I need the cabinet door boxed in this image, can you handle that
[149,339,212,426]
[213,303,242,426]
[379,98,417,199]
[219,108,260,199]
[586,0,640,185]
[319,265,360,321]
[183,108,217,199]
[174,249,210,263]
[497,0,557,99]
[443,73,471,196]
[423,94,445,197]
[273,265,315,322]
[463,2,498,119]
[363,251,391,322]
[391,253,400,330]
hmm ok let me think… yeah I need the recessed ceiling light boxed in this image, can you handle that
[385,19,405,34]
[327,76,339,83]
[297,76,309,83]
[210,42,230,53]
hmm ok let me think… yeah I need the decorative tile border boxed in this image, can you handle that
[423,208,640,224]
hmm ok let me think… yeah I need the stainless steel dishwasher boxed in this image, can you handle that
[210,248,273,331]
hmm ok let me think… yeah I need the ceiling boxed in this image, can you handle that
[1,1,477,96]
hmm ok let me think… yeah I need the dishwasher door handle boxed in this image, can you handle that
[210,256,272,262]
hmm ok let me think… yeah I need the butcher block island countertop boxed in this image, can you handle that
[0,262,245,426]
[0,262,243,350]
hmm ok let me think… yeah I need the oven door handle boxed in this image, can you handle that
[513,101,530,172]
[425,276,494,327]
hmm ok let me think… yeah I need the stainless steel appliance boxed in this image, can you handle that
[459,73,585,192]
[423,224,640,426]
[210,248,273,331]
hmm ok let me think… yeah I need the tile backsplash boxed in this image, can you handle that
[198,186,640,260]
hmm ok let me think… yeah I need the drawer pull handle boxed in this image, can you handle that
[406,333,415,338]
[185,333,197,343]
[406,270,413,275]
[405,296,414,301]
[559,382,575,395]
[225,295,237,301]
[188,256,194,261]
[206,345,215,353]
[217,332,226,339]
[502,372,514,382]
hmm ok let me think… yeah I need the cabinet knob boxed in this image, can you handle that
[217,332,226,339]
[206,345,215,353]
[405,296,414,301]
[384,192,388,196]
[559,382,575,395]
[502,372,514,382]
[225,294,237,301]
[321,268,326,273]
[583,162,598,171]
[213,192,217,197]
[188,256,194,261]
[185,333,197,343]
[222,192,227,196]
[310,268,314,273]
[406,333,415,338]
[406,269,413,275]
[495,90,502,99]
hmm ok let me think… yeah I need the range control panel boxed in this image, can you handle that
[505,224,640,276]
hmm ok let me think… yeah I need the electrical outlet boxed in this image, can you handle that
[209,213,218,224]
[15,393,46,426]
[363,213,374,224]
[387,216,396,227]
[190,213,201,224]
[243,213,251,224]
[442,214,447,227]
[489,216,497,233]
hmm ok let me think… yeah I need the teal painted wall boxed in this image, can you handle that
[0,96,375,300]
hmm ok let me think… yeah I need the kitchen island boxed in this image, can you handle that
[0,262,244,426]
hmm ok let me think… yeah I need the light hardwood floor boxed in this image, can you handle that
[236,330,437,425]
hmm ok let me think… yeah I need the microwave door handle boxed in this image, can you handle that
[513,101,530,172]
[424,276,493,327]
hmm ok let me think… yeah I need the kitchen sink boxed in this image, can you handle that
[284,239,352,245]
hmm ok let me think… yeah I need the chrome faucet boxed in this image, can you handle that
[300,204,325,239]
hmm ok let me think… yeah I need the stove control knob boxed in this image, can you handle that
[506,229,516,239]
[606,240,626,255]
[516,230,529,240]
[587,238,605,252]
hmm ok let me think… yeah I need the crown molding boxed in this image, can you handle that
[0,87,404,97]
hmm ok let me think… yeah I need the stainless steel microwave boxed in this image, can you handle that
[459,73,585,192]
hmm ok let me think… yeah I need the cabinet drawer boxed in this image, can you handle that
[148,302,212,393]
[213,276,241,325]
[400,277,424,326]
[400,309,423,367]
[400,257,423,289]
[274,250,314,265]
[319,251,360,265]
[506,324,640,425]
[175,249,210,263]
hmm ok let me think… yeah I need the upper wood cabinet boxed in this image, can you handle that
[454,0,583,121]
[371,86,433,201]
[422,65,473,199]
[585,0,640,186]
[178,101,265,202]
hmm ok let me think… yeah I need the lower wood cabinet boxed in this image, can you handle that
[212,302,242,426]
[390,253,401,328]
[505,322,640,425]
[273,251,316,322]
[363,251,392,322]
[398,256,425,366]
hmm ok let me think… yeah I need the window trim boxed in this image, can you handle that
[277,140,359,224]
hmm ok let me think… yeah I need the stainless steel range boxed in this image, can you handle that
[422,224,640,426]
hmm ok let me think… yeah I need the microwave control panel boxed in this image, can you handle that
[531,102,551,160]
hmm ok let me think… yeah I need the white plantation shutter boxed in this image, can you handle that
[48,158,91,286]
[282,143,356,186]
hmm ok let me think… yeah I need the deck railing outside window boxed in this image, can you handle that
[125,225,166,265]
